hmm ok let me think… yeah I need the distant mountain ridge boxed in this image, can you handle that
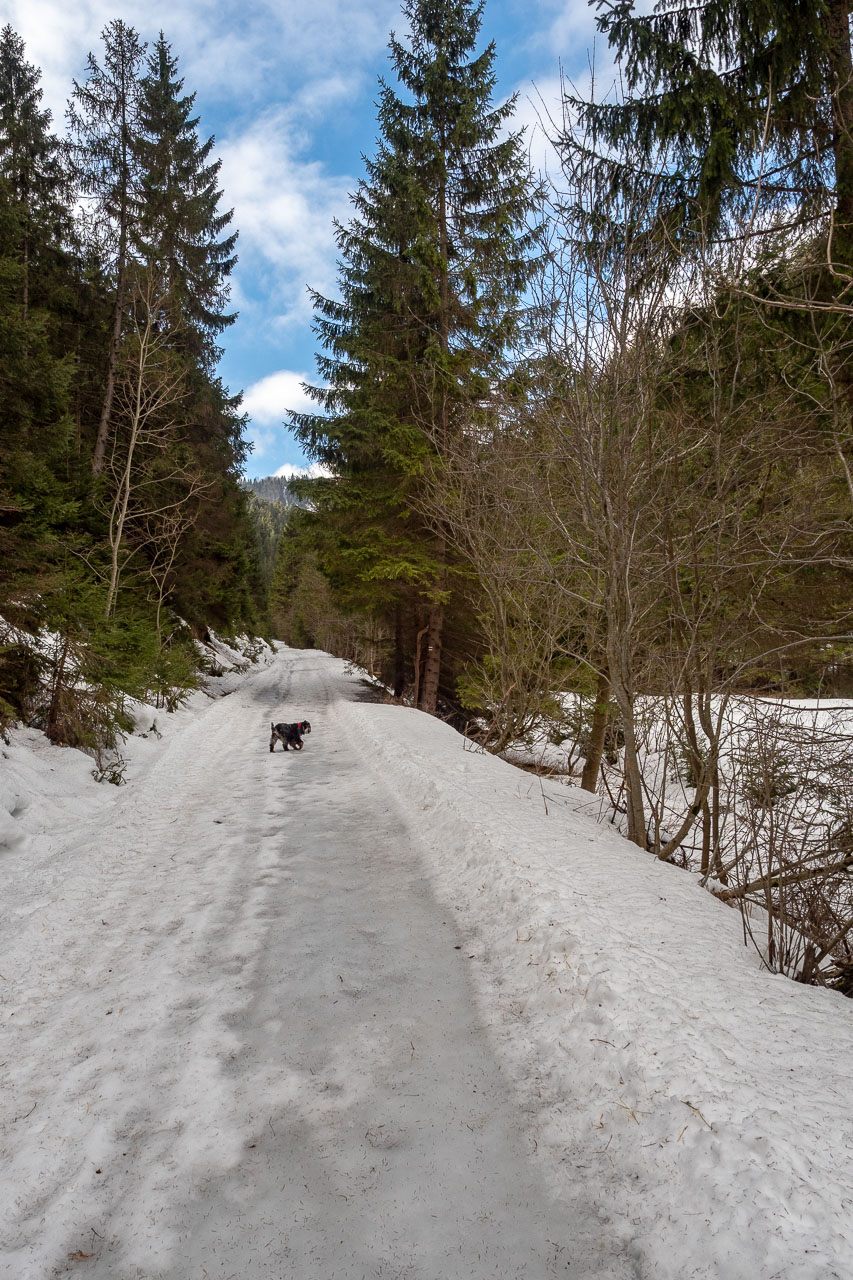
[241,475,304,507]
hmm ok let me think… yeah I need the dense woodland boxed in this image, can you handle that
[271,0,853,985]
[0,20,264,750]
[3,0,853,986]
[276,0,853,720]
[241,480,301,591]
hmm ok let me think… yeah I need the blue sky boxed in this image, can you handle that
[5,0,608,477]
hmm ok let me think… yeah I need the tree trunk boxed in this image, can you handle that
[93,61,133,477]
[93,272,126,475]
[418,602,444,715]
[700,797,712,877]
[22,228,29,330]
[412,621,429,709]
[676,689,713,870]
[606,655,646,848]
[46,634,70,743]
[826,0,853,419]
[393,602,406,698]
[696,690,727,882]
[104,318,146,618]
[827,0,853,249]
[604,581,646,846]
[620,705,647,849]
[417,125,452,718]
[581,672,611,792]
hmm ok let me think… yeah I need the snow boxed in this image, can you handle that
[1,645,852,1278]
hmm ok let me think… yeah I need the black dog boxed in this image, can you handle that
[270,720,312,752]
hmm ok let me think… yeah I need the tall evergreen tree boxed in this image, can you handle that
[68,20,146,474]
[294,0,540,712]
[134,34,237,371]
[293,125,446,696]
[0,27,76,625]
[0,25,70,324]
[576,0,853,251]
[126,34,254,630]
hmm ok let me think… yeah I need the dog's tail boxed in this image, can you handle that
[270,721,275,731]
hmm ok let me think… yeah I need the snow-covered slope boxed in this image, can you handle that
[1,647,851,1279]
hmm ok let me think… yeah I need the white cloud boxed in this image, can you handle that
[9,3,374,338]
[218,106,353,330]
[7,0,400,120]
[6,0,114,121]
[241,369,320,464]
[538,0,602,55]
[508,75,563,181]
[242,369,317,426]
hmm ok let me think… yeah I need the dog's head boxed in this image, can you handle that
[298,720,312,735]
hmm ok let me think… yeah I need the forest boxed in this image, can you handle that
[272,0,853,987]
[0,20,264,754]
[2,0,853,988]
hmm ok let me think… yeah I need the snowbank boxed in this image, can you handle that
[341,694,853,1280]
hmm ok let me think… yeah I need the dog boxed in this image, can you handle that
[270,720,312,752]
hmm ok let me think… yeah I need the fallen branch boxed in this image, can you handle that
[715,854,853,903]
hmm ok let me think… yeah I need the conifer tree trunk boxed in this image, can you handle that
[419,112,453,716]
[68,21,144,476]
[94,263,127,475]
[21,228,28,328]
[827,0,853,246]
[393,603,406,698]
[21,224,29,365]
[46,634,70,744]
[93,87,132,477]
[418,595,444,714]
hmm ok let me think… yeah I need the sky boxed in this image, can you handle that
[3,0,611,478]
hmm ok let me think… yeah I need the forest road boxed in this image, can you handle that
[2,648,578,1280]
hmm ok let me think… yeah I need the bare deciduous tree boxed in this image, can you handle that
[98,270,210,620]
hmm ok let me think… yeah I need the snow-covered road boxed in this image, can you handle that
[2,648,570,1279]
[4,644,853,1280]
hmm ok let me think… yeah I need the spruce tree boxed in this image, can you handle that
[577,0,853,250]
[134,34,237,371]
[293,130,445,696]
[294,0,540,712]
[127,34,253,631]
[0,26,70,324]
[68,20,146,474]
[0,28,76,628]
